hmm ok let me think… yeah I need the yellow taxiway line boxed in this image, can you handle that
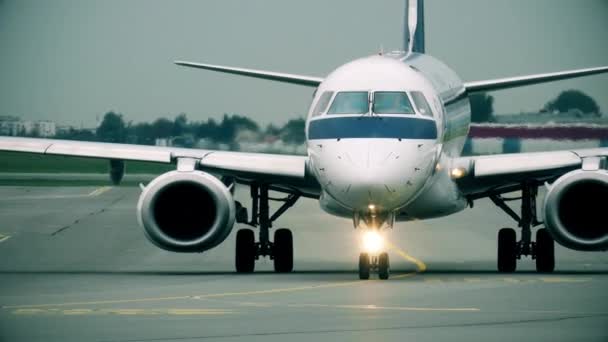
[2,239,425,310]
[2,296,191,309]
[12,308,236,316]
[386,240,427,272]
[87,186,112,197]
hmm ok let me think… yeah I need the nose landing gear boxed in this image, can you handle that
[358,251,390,280]
[357,218,391,280]
[358,253,370,279]
[359,243,390,280]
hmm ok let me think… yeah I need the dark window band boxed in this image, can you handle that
[308,116,437,140]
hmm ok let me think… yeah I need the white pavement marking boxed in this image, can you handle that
[288,303,480,312]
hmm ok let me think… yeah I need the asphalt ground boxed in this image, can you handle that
[0,182,607,341]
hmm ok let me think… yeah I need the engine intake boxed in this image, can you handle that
[137,171,235,252]
[544,169,608,251]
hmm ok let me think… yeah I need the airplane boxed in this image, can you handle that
[1,0,607,279]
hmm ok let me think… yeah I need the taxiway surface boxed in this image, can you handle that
[0,184,606,341]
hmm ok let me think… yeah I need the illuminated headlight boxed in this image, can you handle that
[450,167,467,179]
[362,230,384,254]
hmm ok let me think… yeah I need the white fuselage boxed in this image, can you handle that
[305,53,471,227]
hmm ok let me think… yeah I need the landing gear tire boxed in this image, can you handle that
[235,229,256,273]
[498,228,517,273]
[378,252,390,280]
[273,228,293,273]
[358,253,370,280]
[535,228,555,273]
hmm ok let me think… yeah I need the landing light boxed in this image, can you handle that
[450,167,467,179]
[362,230,384,254]
[368,204,376,211]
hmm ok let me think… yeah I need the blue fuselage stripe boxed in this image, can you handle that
[308,116,437,140]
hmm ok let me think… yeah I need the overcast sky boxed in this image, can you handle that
[1,0,607,127]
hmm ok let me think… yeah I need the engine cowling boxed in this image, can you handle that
[543,169,608,251]
[137,170,235,252]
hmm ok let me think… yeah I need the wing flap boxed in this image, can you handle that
[465,65,608,93]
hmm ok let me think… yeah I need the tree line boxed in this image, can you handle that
[22,89,606,145]
[470,89,602,123]
[57,113,306,149]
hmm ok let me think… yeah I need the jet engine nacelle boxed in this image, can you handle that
[543,169,608,251]
[137,170,235,252]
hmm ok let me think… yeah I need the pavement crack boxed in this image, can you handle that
[51,195,125,236]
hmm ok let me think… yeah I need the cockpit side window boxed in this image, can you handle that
[410,91,434,117]
[311,91,334,117]
[327,91,369,115]
[372,92,415,114]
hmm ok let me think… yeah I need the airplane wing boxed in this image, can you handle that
[464,65,608,93]
[451,147,608,198]
[174,61,323,87]
[174,61,608,92]
[0,137,319,195]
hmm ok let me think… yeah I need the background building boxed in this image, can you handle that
[0,116,57,137]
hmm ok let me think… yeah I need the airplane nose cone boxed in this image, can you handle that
[311,139,437,211]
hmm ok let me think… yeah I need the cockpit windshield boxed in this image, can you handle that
[324,90,433,117]
[372,92,415,114]
[327,91,369,115]
[410,91,434,117]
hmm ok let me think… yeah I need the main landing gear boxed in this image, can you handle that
[490,183,555,273]
[234,183,299,273]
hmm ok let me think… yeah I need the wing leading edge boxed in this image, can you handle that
[174,61,323,87]
[465,65,608,93]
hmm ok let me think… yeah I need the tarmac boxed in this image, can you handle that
[0,182,607,341]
